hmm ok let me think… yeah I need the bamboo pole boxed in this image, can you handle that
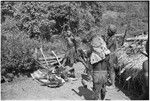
[40,47,49,69]
[32,57,54,71]
[38,54,65,61]
[51,51,63,68]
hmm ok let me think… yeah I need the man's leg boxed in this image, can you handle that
[110,67,115,87]
[101,84,106,100]
[107,67,116,89]
[93,83,102,100]
[107,53,116,89]
[101,73,107,100]
[92,71,105,100]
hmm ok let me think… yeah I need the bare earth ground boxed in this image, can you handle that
[1,62,130,100]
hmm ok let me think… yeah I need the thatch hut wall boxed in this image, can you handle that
[115,47,147,95]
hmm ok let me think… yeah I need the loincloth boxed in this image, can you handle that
[65,47,77,66]
[92,71,108,84]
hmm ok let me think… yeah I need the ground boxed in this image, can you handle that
[1,62,130,100]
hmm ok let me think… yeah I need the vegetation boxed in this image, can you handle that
[1,1,148,82]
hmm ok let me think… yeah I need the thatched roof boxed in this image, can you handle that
[115,48,147,80]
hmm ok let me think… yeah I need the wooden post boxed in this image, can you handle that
[35,48,38,60]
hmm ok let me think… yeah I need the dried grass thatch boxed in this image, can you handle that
[115,47,147,81]
[114,47,147,95]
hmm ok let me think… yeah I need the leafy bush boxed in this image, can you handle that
[1,29,40,81]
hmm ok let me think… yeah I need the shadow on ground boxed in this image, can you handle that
[72,86,94,100]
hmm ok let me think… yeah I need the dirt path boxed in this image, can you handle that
[1,62,130,100]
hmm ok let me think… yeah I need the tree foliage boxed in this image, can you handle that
[2,1,148,40]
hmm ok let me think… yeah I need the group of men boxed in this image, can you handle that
[64,24,149,100]
[64,24,118,100]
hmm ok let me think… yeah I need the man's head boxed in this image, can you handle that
[107,24,117,36]
[82,38,88,44]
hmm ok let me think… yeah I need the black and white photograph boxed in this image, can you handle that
[1,1,149,100]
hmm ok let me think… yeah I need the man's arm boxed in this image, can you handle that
[115,37,118,49]
[142,60,148,87]
[107,37,116,49]
[142,60,148,76]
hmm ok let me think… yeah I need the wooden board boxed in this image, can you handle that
[38,54,65,61]
[40,58,63,65]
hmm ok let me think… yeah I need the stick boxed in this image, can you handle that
[38,54,65,61]
[126,76,131,81]
[120,68,125,75]
[40,47,49,69]
[34,58,46,68]
[139,50,148,57]
[121,25,128,46]
[52,51,63,67]
[33,57,53,71]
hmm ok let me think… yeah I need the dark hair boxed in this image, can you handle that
[107,24,117,36]
[108,29,116,36]
[82,38,88,43]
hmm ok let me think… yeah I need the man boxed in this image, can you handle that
[61,30,77,81]
[80,39,93,88]
[92,58,109,100]
[138,40,149,100]
[90,34,110,100]
[105,24,118,89]
[65,30,77,66]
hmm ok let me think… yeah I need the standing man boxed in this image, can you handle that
[90,34,111,100]
[105,24,118,89]
[62,30,77,80]
[64,30,77,67]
